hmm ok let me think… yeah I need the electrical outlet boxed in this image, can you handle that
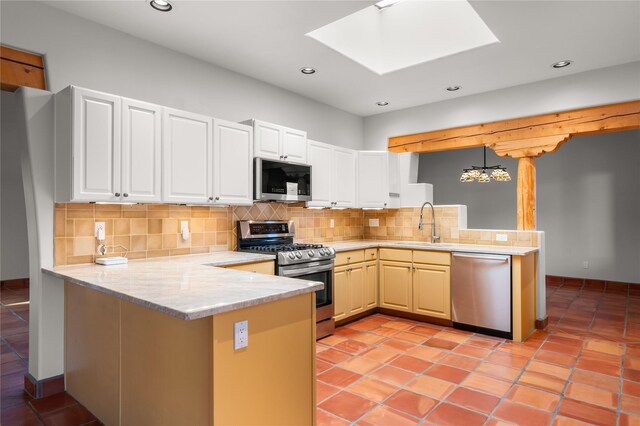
[94,222,106,241]
[329,219,335,228]
[234,320,248,350]
[496,233,508,242]
[583,261,589,269]
[369,218,379,227]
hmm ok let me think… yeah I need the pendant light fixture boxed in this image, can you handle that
[460,147,511,183]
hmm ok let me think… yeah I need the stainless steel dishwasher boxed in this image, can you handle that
[451,253,512,339]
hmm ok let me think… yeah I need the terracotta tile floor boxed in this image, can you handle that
[317,280,640,425]
[2,279,638,425]
[0,284,100,425]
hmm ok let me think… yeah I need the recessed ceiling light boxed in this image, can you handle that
[376,101,389,106]
[150,0,172,12]
[446,86,461,92]
[300,67,316,75]
[552,60,573,69]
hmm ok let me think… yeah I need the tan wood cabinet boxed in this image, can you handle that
[333,263,365,321]
[334,250,378,321]
[413,263,451,319]
[379,260,413,312]
[379,250,452,319]
[365,261,378,310]
[223,261,274,275]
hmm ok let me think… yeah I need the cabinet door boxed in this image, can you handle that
[282,127,307,164]
[332,147,357,208]
[307,140,333,208]
[162,108,212,204]
[72,87,121,201]
[349,265,365,316]
[333,266,349,321]
[413,264,451,319]
[364,261,378,309]
[254,120,281,160]
[379,261,412,312]
[121,98,162,202]
[358,151,389,208]
[213,119,253,205]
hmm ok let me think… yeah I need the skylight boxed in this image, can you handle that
[306,0,500,75]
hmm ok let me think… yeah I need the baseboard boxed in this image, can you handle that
[546,275,638,288]
[1,278,29,289]
[377,308,453,327]
[535,316,549,330]
[24,373,64,399]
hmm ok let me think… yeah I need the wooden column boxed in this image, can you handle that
[517,157,536,230]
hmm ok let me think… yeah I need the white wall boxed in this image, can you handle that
[0,1,364,150]
[363,61,640,150]
[1,92,30,281]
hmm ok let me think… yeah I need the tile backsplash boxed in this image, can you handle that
[54,202,364,265]
[54,202,537,266]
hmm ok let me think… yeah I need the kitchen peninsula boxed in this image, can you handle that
[43,251,321,426]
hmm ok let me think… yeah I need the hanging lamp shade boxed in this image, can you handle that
[460,147,511,183]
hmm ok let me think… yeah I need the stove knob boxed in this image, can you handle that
[319,249,326,256]
[295,251,303,259]
[287,252,295,260]
[308,250,315,257]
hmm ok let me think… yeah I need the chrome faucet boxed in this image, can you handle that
[418,201,440,243]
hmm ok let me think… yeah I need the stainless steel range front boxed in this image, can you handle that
[236,220,335,339]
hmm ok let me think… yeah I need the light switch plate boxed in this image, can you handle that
[369,218,379,227]
[234,320,248,350]
[496,233,508,242]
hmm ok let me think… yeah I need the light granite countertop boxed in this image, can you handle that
[42,251,323,321]
[329,240,538,256]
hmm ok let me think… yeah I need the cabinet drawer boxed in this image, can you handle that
[335,250,365,266]
[413,250,451,266]
[224,261,274,275]
[365,248,378,261]
[379,248,412,263]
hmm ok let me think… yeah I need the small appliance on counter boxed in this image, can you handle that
[236,220,335,339]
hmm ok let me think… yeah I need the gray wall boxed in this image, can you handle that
[0,1,363,149]
[363,61,640,150]
[418,130,640,283]
[1,92,30,280]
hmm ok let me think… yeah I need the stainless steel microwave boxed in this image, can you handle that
[254,158,311,202]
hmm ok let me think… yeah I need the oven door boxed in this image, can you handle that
[278,261,333,311]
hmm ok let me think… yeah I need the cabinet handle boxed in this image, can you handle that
[208,197,214,201]
[215,196,220,201]
[123,193,129,198]
[384,202,387,206]
[114,192,121,197]
[347,257,351,261]
[284,155,288,159]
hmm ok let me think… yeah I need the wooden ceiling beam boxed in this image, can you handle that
[1,45,46,92]
[388,100,640,158]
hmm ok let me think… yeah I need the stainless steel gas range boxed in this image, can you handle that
[236,220,335,339]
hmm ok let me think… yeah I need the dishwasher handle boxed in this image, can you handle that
[452,253,510,262]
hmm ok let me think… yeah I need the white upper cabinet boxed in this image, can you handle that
[307,139,334,208]
[358,151,389,209]
[121,98,162,203]
[245,119,307,164]
[282,128,307,164]
[332,147,358,208]
[56,86,122,202]
[162,108,212,204]
[213,119,253,206]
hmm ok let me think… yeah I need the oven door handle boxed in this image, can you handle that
[280,264,333,277]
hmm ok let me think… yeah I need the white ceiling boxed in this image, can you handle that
[45,0,640,116]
